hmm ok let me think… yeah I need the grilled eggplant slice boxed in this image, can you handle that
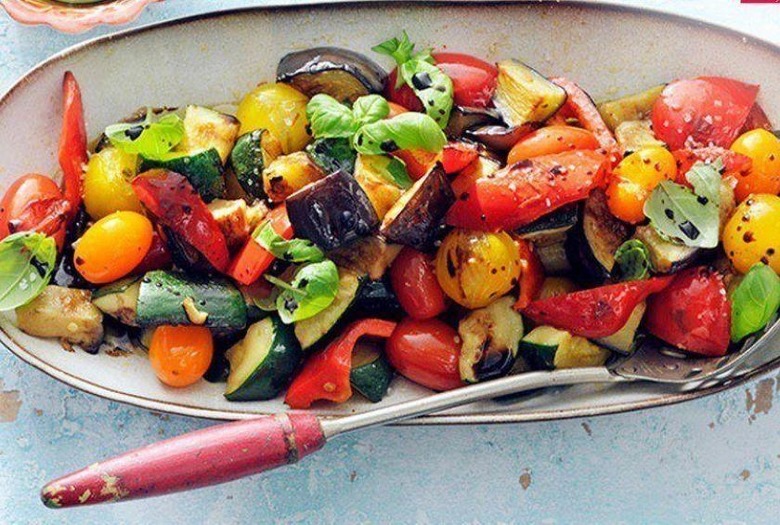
[464,123,537,151]
[492,60,567,128]
[458,296,524,383]
[598,85,665,131]
[445,106,503,139]
[176,105,240,164]
[516,205,579,244]
[633,225,701,274]
[329,236,402,281]
[286,169,379,251]
[615,120,665,156]
[565,189,631,283]
[380,163,454,251]
[277,47,386,104]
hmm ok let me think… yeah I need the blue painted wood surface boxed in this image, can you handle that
[0,1,778,523]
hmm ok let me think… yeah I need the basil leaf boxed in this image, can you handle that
[353,112,447,155]
[643,162,721,248]
[306,94,358,139]
[0,232,57,311]
[268,260,340,324]
[105,111,184,160]
[399,58,454,128]
[253,222,324,263]
[731,263,780,342]
[385,157,413,189]
[614,239,651,281]
[352,95,390,127]
[372,31,418,86]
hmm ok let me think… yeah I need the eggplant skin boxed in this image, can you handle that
[444,106,502,139]
[286,169,379,251]
[380,163,455,251]
[277,47,387,103]
[464,123,538,151]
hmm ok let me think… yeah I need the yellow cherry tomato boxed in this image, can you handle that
[606,147,677,224]
[83,147,142,220]
[236,83,310,154]
[723,194,780,274]
[730,129,780,202]
[74,211,153,284]
[149,325,213,387]
[435,229,521,309]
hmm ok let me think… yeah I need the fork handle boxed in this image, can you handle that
[41,413,324,508]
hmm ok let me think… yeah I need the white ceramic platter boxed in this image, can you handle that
[1,1,779,423]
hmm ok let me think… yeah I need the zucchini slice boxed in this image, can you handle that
[598,85,665,131]
[379,163,454,251]
[596,302,646,355]
[140,148,225,202]
[294,269,363,350]
[614,120,666,156]
[92,276,142,326]
[177,105,240,163]
[520,326,610,370]
[306,138,357,176]
[458,296,524,383]
[492,60,567,128]
[350,340,394,403]
[136,270,247,332]
[230,129,283,199]
[225,315,303,401]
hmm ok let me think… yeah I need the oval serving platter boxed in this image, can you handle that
[1,0,779,424]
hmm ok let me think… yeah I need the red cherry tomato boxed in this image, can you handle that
[390,247,448,319]
[441,142,480,174]
[385,52,498,110]
[0,173,68,247]
[386,317,463,391]
[651,77,758,150]
[645,267,731,357]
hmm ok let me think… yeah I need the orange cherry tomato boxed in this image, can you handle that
[149,325,214,387]
[730,129,780,202]
[606,147,677,224]
[507,126,600,165]
[74,211,153,284]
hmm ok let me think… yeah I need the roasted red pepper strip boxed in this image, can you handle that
[672,147,752,186]
[132,170,230,273]
[551,77,618,154]
[513,238,545,311]
[441,142,479,174]
[132,227,172,274]
[523,276,674,338]
[58,72,88,219]
[446,150,609,231]
[227,205,292,286]
[285,319,398,409]
[645,267,731,357]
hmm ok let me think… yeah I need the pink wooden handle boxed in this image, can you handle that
[41,413,324,508]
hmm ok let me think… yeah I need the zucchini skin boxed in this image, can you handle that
[136,270,247,332]
[140,148,225,202]
[230,131,268,199]
[351,279,403,319]
[225,316,303,401]
[350,354,394,403]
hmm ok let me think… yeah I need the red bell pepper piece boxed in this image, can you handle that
[58,72,88,220]
[523,276,673,338]
[132,227,172,274]
[513,238,545,311]
[132,171,230,273]
[285,319,398,409]
[446,150,609,231]
[645,267,731,357]
[227,205,292,286]
[551,77,618,154]
[672,147,752,186]
[441,142,479,175]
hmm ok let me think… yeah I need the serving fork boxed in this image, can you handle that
[40,322,780,508]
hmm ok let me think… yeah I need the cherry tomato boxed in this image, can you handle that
[507,126,600,164]
[651,77,758,150]
[723,194,780,274]
[645,267,730,356]
[74,211,153,284]
[730,129,780,201]
[385,52,498,110]
[390,247,448,319]
[83,147,142,220]
[606,147,677,224]
[149,325,214,387]
[386,317,463,391]
[236,83,310,154]
[0,173,68,247]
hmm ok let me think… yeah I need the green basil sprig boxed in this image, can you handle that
[730,263,780,342]
[0,232,57,311]
[253,222,324,263]
[614,239,651,281]
[105,110,184,160]
[265,260,339,324]
[643,161,721,249]
[373,31,454,128]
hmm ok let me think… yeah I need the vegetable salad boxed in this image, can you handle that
[2,32,779,408]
